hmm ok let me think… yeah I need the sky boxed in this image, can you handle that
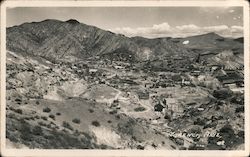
[7,7,243,38]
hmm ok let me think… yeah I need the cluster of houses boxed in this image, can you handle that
[215,69,244,93]
[153,97,185,120]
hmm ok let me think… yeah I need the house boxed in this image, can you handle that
[163,98,177,110]
[210,65,221,72]
[114,65,125,69]
[216,71,243,86]
[190,70,201,77]
[89,69,98,73]
[181,78,191,85]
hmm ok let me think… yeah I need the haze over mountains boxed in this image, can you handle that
[7,19,243,63]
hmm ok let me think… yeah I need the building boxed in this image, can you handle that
[89,69,98,73]
[216,70,243,87]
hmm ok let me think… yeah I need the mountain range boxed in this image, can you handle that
[7,19,243,63]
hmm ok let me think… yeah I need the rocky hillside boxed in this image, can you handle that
[7,19,193,62]
[170,32,243,54]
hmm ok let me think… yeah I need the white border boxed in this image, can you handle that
[1,1,249,157]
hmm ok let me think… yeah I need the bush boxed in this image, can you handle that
[117,119,135,135]
[41,116,48,121]
[134,107,146,112]
[49,114,55,120]
[56,112,61,116]
[194,118,206,126]
[235,106,244,113]
[213,89,233,99]
[72,118,81,124]
[164,113,171,120]
[19,120,33,142]
[43,107,51,113]
[62,121,74,130]
[109,110,117,114]
[38,121,47,127]
[219,124,238,148]
[107,120,112,123]
[136,145,144,150]
[32,125,43,136]
[88,109,94,113]
[116,115,120,119]
[34,115,40,119]
[15,98,22,102]
[91,121,100,127]
[14,108,23,114]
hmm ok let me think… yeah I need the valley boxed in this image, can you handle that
[6,19,244,150]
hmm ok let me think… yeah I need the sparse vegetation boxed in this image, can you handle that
[33,125,43,136]
[134,106,146,112]
[43,107,51,113]
[107,120,112,123]
[62,121,74,130]
[72,118,81,124]
[49,114,55,120]
[41,116,48,121]
[5,20,245,150]
[91,121,100,127]
[235,106,244,113]
[109,110,117,114]
[14,108,23,114]
[88,109,94,113]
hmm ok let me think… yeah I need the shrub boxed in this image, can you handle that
[107,120,112,123]
[73,129,80,136]
[235,106,244,113]
[109,110,117,114]
[49,114,55,120]
[72,118,81,124]
[62,121,74,130]
[99,144,108,149]
[91,121,100,127]
[32,125,43,136]
[56,112,61,116]
[15,98,22,102]
[134,107,146,112]
[136,145,144,150]
[194,118,206,126]
[14,108,23,114]
[219,124,238,148]
[116,115,120,119]
[88,109,94,113]
[41,116,48,121]
[34,115,40,119]
[19,121,33,141]
[38,121,47,127]
[164,113,171,120]
[43,107,51,113]
[213,89,233,99]
[117,119,135,135]
[36,101,40,105]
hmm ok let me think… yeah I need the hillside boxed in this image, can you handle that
[171,32,243,51]
[7,19,193,62]
[6,19,245,150]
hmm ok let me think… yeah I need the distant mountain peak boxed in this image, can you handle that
[66,19,80,24]
[202,32,223,38]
